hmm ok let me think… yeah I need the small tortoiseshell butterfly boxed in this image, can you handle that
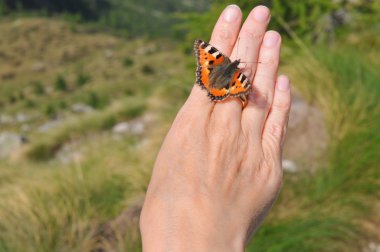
[194,39,251,103]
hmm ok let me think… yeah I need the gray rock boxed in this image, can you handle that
[56,143,82,164]
[364,242,380,252]
[112,120,145,135]
[16,113,30,123]
[0,114,14,124]
[282,159,298,173]
[38,120,60,132]
[71,103,94,114]
[0,132,24,159]
[31,62,46,72]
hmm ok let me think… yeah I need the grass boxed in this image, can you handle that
[0,16,379,251]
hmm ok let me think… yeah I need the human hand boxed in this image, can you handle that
[140,4,291,252]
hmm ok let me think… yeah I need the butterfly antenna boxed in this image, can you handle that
[240,61,263,64]
[237,37,240,59]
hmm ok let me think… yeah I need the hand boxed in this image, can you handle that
[140,5,291,252]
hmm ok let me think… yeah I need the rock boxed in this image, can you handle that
[31,62,46,72]
[71,103,94,114]
[113,122,130,134]
[0,114,14,124]
[16,113,30,123]
[282,160,298,173]
[56,143,82,164]
[21,124,31,132]
[38,120,60,132]
[112,120,145,135]
[364,242,380,252]
[0,132,25,159]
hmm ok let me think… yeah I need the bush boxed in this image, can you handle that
[141,65,155,75]
[32,81,45,95]
[55,75,68,91]
[123,57,134,68]
[76,73,91,87]
[45,104,56,118]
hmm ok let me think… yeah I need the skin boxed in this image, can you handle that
[140,4,291,252]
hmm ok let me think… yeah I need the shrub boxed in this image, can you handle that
[76,73,91,87]
[123,57,134,68]
[55,75,68,91]
[45,104,56,118]
[32,81,45,95]
[141,65,155,75]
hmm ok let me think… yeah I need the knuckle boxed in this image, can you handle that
[251,88,272,109]
[267,122,284,142]
[213,27,236,50]
[256,159,283,191]
[272,99,291,112]
[242,29,264,40]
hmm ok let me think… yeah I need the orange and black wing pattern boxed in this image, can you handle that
[229,71,251,99]
[194,39,230,100]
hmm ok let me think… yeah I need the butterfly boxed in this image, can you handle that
[194,39,251,104]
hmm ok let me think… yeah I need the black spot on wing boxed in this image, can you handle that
[209,47,217,54]
[209,60,214,65]
[216,54,222,59]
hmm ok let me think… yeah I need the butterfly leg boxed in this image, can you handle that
[240,94,248,108]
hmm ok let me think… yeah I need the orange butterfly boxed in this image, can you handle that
[194,39,251,104]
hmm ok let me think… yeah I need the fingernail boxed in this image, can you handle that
[263,31,280,47]
[223,4,240,22]
[253,6,270,22]
[277,75,289,91]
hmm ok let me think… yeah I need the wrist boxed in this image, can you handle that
[140,207,245,252]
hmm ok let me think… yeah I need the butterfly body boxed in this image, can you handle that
[194,39,251,101]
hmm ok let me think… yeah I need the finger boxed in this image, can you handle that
[242,31,281,139]
[187,4,242,118]
[230,5,270,82]
[262,75,291,156]
[204,5,244,129]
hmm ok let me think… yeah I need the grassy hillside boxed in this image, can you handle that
[0,16,379,252]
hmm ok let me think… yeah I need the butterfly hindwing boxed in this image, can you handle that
[229,71,251,98]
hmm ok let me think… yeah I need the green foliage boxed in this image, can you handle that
[177,0,380,48]
[32,80,45,95]
[141,64,155,75]
[123,56,134,68]
[86,91,106,109]
[54,75,68,91]
[76,72,91,87]
[45,104,56,118]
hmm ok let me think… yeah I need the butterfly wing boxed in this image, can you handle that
[229,71,251,99]
[194,40,230,100]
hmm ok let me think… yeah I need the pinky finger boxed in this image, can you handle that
[262,75,291,153]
